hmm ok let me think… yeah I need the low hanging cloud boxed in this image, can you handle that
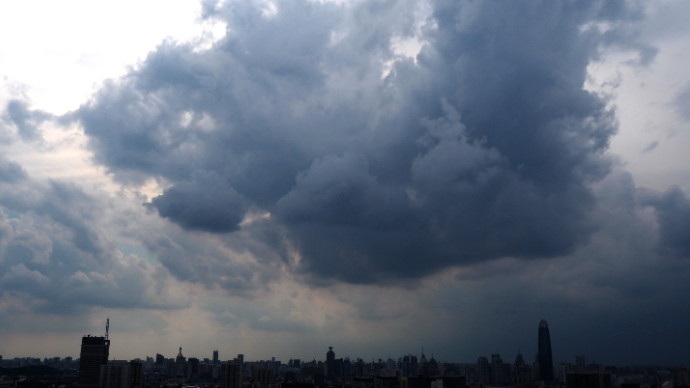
[64,0,660,284]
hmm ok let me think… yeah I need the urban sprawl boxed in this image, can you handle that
[1,320,687,388]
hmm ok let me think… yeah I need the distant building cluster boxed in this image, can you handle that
[1,320,688,388]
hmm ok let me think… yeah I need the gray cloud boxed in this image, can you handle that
[0,163,187,314]
[148,170,250,232]
[2,100,53,141]
[639,185,690,257]
[67,0,654,284]
[675,82,690,121]
[0,156,27,183]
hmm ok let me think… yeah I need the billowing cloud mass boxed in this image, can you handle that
[2,0,690,366]
[74,0,634,283]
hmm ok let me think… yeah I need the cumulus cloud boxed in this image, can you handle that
[148,170,250,232]
[4,0,690,366]
[639,186,690,257]
[0,164,188,316]
[66,0,653,286]
[1,100,53,141]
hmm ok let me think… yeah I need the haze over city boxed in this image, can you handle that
[1,0,690,368]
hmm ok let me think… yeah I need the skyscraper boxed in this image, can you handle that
[99,360,142,388]
[221,359,243,388]
[326,347,335,379]
[213,350,219,366]
[78,320,111,388]
[538,319,554,383]
[576,355,585,372]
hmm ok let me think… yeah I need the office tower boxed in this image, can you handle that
[156,354,164,365]
[78,321,111,388]
[189,357,200,377]
[130,361,142,388]
[221,359,243,388]
[558,364,573,384]
[411,356,418,377]
[491,354,504,385]
[576,356,585,372]
[293,359,301,368]
[538,319,554,382]
[253,369,275,388]
[334,358,343,379]
[402,356,410,377]
[567,371,612,388]
[237,354,244,365]
[354,359,364,377]
[99,360,141,388]
[326,347,335,379]
[100,361,131,388]
[175,348,186,377]
[428,355,439,377]
[214,350,219,366]
[477,357,490,385]
[343,357,351,379]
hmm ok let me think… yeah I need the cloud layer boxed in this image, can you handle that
[2,0,690,365]
[70,0,648,284]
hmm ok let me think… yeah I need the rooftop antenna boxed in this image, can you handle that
[105,317,110,340]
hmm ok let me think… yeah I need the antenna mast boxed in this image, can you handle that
[105,317,109,340]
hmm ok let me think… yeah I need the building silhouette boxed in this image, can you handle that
[567,371,612,388]
[576,355,586,372]
[220,359,243,388]
[213,350,219,366]
[99,360,142,388]
[477,357,489,384]
[538,319,554,382]
[78,320,111,388]
[326,347,335,379]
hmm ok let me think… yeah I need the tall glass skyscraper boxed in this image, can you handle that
[538,319,554,382]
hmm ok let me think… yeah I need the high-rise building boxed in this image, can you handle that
[221,359,243,388]
[100,361,130,388]
[253,369,275,388]
[567,371,612,388]
[326,347,335,379]
[477,357,490,384]
[175,348,186,377]
[334,358,343,379]
[78,328,111,388]
[213,351,219,366]
[491,354,504,385]
[189,357,200,378]
[99,360,141,388]
[155,354,164,366]
[538,319,554,382]
[342,357,351,379]
[576,356,586,372]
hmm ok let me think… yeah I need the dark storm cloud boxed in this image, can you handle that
[148,170,249,232]
[1,100,53,141]
[639,186,690,257]
[71,0,649,283]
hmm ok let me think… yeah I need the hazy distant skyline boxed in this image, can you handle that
[1,0,690,366]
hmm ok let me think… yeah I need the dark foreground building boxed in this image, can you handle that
[538,319,554,382]
[78,336,110,388]
[567,371,612,388]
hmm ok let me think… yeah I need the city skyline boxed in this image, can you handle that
[1,0,690,367]
[0,319,673,367]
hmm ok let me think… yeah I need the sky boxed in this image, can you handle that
[1,0,690,366]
